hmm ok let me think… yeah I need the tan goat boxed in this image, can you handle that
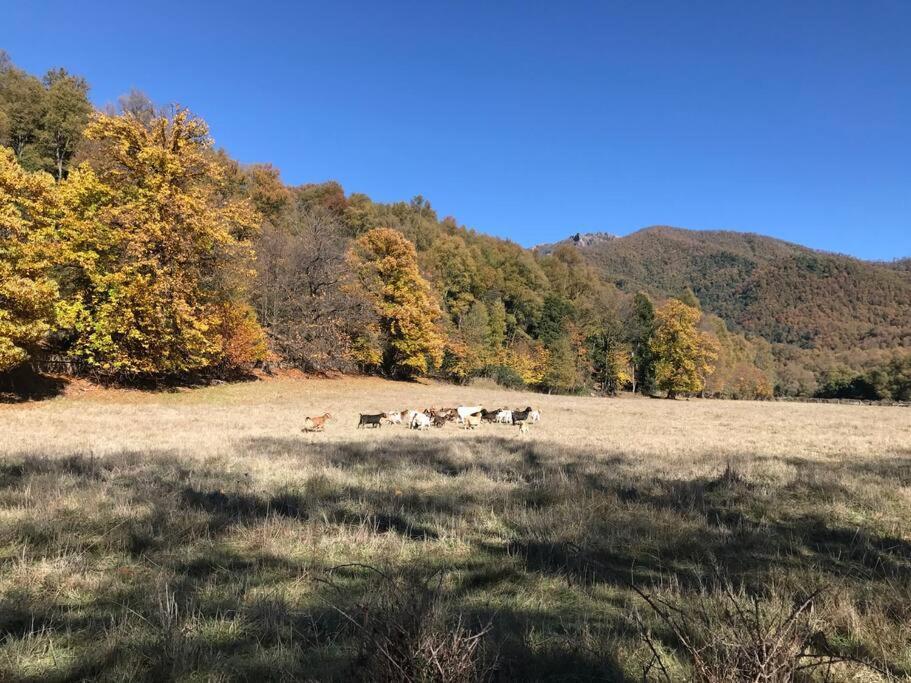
[463,414,481,430]
[302,412,333,432]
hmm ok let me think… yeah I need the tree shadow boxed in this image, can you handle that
[1,438,909,679]
[0,367,69,403]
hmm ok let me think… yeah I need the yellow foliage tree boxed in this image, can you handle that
[650,299,718,398]
[55,109,264,378]
[504,339,549,386]
[347,228,444,377]
[0,148,58,371]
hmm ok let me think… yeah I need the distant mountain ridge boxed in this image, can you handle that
[535,231,617,255]
[543,226,911,357]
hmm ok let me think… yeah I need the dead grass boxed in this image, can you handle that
[0,376,908,680]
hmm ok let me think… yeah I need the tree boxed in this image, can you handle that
[0,148,58,371]
[589,317,632,395]
[542,333,579,393]
[347,228,444,378]
[426,234,479,322]
[487,298,507,351]
[650,299,718,398]
[40,69,92,180]
[626,291,656,394]
[0,60,46,166]
[253,203,371,372]
[55,109,264,378]
[117,89,157,124]
[442,299,491,381]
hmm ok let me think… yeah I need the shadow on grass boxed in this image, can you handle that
[1,437,909,679]
[0,367,69,403]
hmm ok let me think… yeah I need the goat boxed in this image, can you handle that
[410,411,432,430]
[432,407,458,422]
[518,421,530,434]
[528,409,541,423]
[456,405,483,423]
[383,411,402,425]
[494,409,513,424]
[511,406,534,424]
[479,408,499,423]
[302,412,332,432]
[431,415,448,428]
[357,413,384,429]
[463,413,481,430]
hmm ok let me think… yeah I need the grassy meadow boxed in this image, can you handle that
[0,376,909,681]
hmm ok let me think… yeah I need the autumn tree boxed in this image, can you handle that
[649,299,718,398]
[347,228,444,378]
[0,148,58,371]
[253,203,371,371]
[55,108,265,378]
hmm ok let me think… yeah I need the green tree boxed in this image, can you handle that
[0,148,58,371]
[537,294,572,346]
[650,299,718,398]
[627,291,656,394]
[427,234,479,322]
[347,228,444,378]
[40,68,92,179]
[542,333,579,393]
[0,57,46,166]
[487,298,507,351]
[589,316,632,395]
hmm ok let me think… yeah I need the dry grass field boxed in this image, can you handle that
[1,376,909,681]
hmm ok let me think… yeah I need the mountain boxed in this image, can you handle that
[536,231,616,255]
[542,226,911,356]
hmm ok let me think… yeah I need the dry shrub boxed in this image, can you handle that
[319,565,496,682]
[633,580,886,682]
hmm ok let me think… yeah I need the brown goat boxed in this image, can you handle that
[302,412,333,432]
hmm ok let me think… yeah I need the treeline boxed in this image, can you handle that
[2,53,907,400]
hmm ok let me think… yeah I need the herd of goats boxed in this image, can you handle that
[302,405,542,433]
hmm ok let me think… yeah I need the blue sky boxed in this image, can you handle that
[5,1,910,260]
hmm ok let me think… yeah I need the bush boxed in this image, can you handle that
[321,566,495,683]
[489,365,525,390]
[633,580,882,682]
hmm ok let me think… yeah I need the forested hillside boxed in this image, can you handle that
[542,227,911,394]
[1,52,909,400]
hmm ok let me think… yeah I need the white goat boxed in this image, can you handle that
[410,411,432,430]
[528,410,541,423]
[384,411,402,425]
[495,409,513,424]
[456,406,483,423]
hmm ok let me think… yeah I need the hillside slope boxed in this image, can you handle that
[546,226,911,354]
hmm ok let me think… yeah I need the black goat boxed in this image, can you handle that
[357,413,384,429]
[511,407,534,424]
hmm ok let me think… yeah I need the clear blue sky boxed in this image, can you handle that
[5,1,910,260]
